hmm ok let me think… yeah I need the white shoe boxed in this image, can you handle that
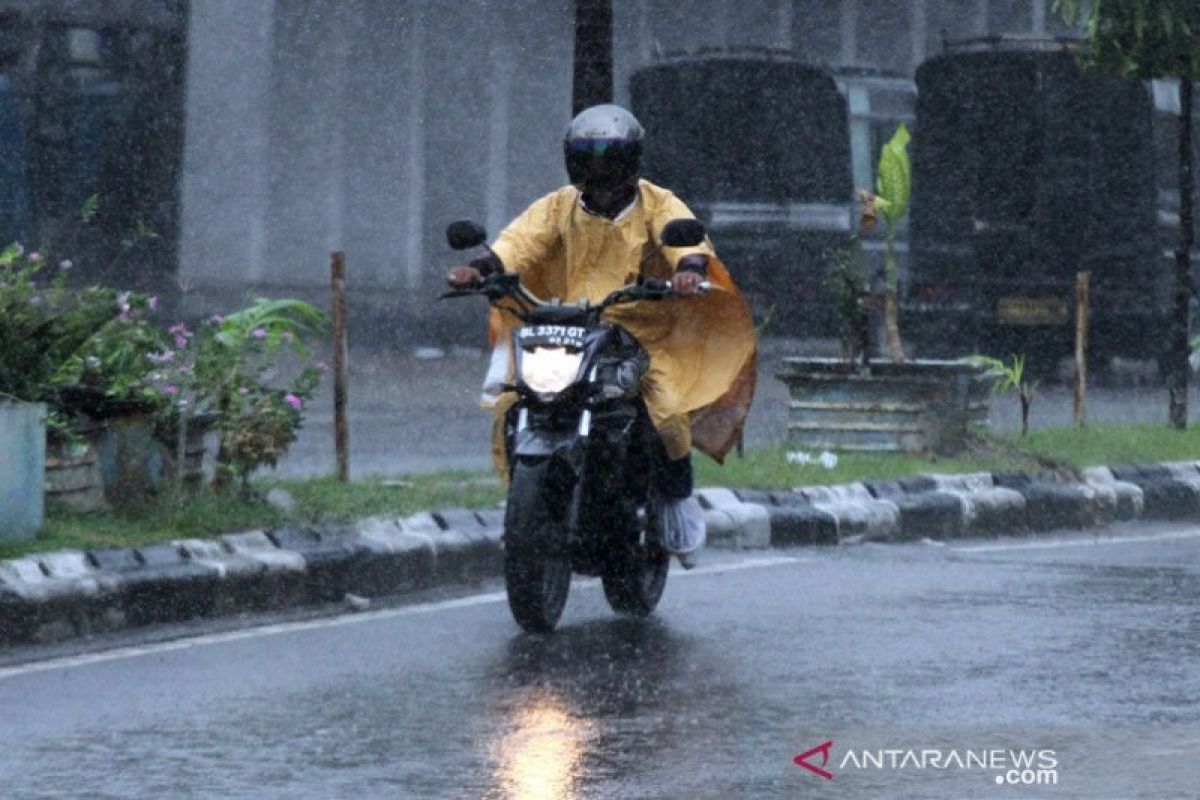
[661,495,705,567]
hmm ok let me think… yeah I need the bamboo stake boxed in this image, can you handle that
[1074,271,1089,428]
[331,252,349,481]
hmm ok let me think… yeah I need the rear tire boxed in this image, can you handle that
[601,539,669,617]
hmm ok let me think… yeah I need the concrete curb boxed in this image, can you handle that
[706,461,1200,548]
[4,461,1200,647]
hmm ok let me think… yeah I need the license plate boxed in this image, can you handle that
[997,296,1069,326]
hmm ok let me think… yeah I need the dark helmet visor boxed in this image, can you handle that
[564,137,640,188]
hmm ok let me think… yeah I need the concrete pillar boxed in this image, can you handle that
[178,0,274,286]
[776,0,793,50]
[402,7,427,292]
[840,0,857,66]
[636,0,653,63]
[911,0,927,71]
[485,36,513,241]
[1032,0,1046,35]
[323,0,357,253]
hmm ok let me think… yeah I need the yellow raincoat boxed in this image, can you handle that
[487,179,757,475]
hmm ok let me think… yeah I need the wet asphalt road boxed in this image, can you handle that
[2,523,1199,799]
[273,339,1200,478]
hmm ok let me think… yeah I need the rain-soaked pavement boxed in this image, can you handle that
[274,338,1199,478]
[2,523,1198,798]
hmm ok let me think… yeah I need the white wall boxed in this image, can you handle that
[179,0,1069,313]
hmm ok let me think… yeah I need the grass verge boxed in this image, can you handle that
[0,472,504,561]
[4,423,1198,561]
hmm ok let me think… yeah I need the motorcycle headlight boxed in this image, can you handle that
[519,346,584,396]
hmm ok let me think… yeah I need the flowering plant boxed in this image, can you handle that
[151,298,327,491]
[50,289,168,412]
[2,233,326,488]
[0,242,165,436]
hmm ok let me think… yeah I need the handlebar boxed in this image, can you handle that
[440,272,712,322]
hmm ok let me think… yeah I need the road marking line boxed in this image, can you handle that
[953,528,1200,554]
[0,554,801,682]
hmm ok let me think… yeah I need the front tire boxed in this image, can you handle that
[505,545,571,633]
[504,457,572,633]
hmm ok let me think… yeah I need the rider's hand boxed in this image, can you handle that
[674,270,704,296]
[446,266,482,289]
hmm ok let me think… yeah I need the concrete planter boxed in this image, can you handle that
[46,436,106,512]
[52,388,221,508]
[0,401,46,540]
[776,357,990,455]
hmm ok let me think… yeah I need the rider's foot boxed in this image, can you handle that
[662,495,704,570]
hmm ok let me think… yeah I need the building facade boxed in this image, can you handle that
[1,0,1088,330]
[177,0,1079,326]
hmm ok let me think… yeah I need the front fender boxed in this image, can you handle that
[512,426,579,459]
[505,455,572,555]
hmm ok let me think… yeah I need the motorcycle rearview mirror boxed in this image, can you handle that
[446,220,488,250]
[660,218,706,248]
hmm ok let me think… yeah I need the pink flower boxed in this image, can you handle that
[162,385,179,396]
[284,393,303,410]
[210,314,224,325]
[27,251,42,263]
[175,336,188,348]
[149,350,175,364]
[168,322,191,338]
[147,296,158,311]
[315,361,328,372]
[251,328,267,339]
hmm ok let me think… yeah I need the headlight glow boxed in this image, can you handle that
[519,346,584,395]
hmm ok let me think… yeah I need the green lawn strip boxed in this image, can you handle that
[275,472,504,521]
[698,424,1200,491]
[1015,424,1200,468]
[3,423,1197,561]
[696,442,1041,490]
[0,472,505,562]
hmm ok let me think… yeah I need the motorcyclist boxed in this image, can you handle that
[447,103,756,568]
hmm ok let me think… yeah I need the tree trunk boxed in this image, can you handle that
[572,0,613,114]
[1169,77,1195,430]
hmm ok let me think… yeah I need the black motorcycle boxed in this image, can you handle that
[443,218,709,633]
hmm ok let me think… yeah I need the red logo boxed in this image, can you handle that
[794,740,835,780]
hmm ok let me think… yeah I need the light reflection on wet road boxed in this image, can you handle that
[2,526,1199,798]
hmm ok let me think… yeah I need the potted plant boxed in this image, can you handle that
[0,242,119,520]
[47,288,175,507]
[776,125,992,455]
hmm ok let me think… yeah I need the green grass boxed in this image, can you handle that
[696,441,1043,490]
[0,471,504,562]
[698,423,1200,490]
[1015,424,1200,468]
[4,422,1199,561]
